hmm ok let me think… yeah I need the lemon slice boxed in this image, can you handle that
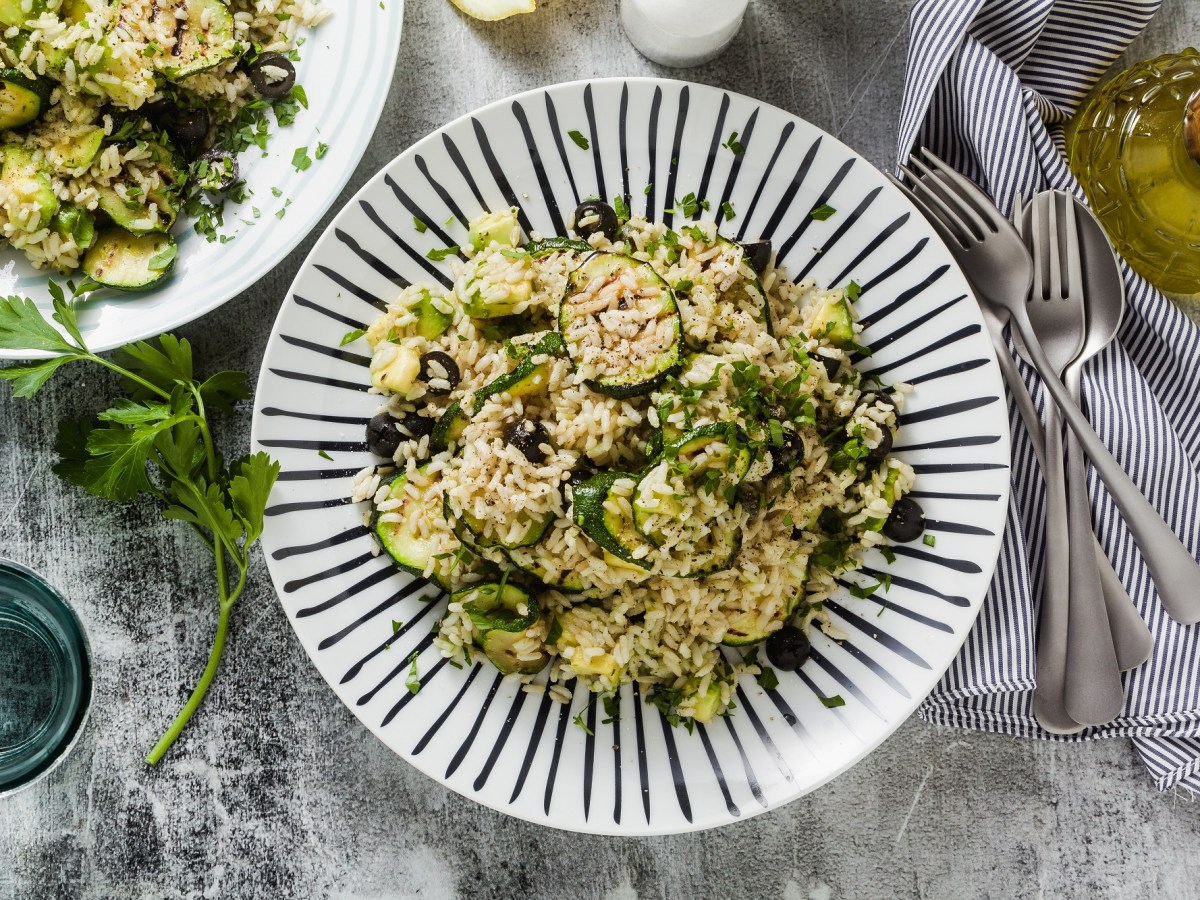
[449,0,535,20]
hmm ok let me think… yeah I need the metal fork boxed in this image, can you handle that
[1021,191,1123,726]
[888,149,1200,627]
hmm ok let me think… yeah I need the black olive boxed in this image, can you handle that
[858,390,896,413]
[366,414,403,458]
[883,497,925,542]
[766,625,811,671]
[398,412,435,440]
[418,351,461,395]
[866,427,894,463]
[567,462,596,488]
[247,53,296,99]
[167,108,210,155]
[192,149,239,192]
[572,201,619,241]
[768,428,804,475]
[505,418,551,464]
[817,355,841,380]
[741,239,773,275]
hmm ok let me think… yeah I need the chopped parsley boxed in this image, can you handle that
[567,129,590,150]
[601,694,620,725]
[670,192,703,217]
[810,203,837,221]
[315,142,329,160]
[923,534,937,547]
[720,200,736,220]
[147,243,177,272]
[847,580,882,599]
[724,131,745,155]
[644,183,653,195]
[426,245,460,261]
[317,449,333,461]
[405,652,421,694]
[844,280,862,303]
[613,194,630,221]
[756,667,779,690]
[879,546,897,564]
[392,620,403,633]
[291,146,313,172]
[820,694,846,709]
[412,215,428,233]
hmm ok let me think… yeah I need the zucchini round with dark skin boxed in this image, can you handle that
[471,332,564,413]
[453,582,539,633]
[0,70,51,130]
[161,0,241,82]
[505,541,588,593]
[371,466,444,579]
[82,229,177,291]
[431,401,470,452]
[559,252,683,399]
[571,471,653,570]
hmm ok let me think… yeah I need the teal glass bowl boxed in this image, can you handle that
[0,559,92,797]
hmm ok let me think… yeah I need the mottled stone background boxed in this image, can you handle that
[4,1,1200,897]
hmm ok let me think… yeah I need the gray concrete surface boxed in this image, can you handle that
[3,1,1200,897]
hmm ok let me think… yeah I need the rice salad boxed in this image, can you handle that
[351,201,923,727]
[0,0,327,285]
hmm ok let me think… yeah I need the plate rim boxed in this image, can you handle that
[251,75,1012,835]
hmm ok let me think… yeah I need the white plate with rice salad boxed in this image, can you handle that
[0,0,403,357]
[251,78,1011,835]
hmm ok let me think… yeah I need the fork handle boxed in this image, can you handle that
[981,312,1081,733]
[1013,312,1200,625]
[1060,378,1125,725]
[984,313,1151,670]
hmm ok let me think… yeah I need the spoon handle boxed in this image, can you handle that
[980,310,1080,733]
[1065,366,1152,673]
[1012,310,1200,625]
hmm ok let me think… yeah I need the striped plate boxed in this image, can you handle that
[0,1,405,359]
[251,78,1011,835]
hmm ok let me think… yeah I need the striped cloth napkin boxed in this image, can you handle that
[897,0,1200,793]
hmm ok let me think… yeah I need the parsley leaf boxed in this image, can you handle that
[723,131,745,155]
[613,194,630,222]
[720,200,736,220]
[820,694,846,709]
[923,534,937,547]
[291,146,313,172]
[412,216,428,233]
[405,652,421,694]
[567,129,590,150]
[756,667,780,690]
[315,142,329,160]
[426,246,460,261]
[810,203,837,221]
[340,328,368,346]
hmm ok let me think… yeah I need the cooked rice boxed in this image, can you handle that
[356,210,916,725]
[0,0,328,271]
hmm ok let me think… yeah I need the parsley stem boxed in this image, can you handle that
[89,354,172,402]
[144,600,231,766]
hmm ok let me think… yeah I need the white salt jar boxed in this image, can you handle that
[620,0,750,68]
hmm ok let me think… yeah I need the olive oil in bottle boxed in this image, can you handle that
[1066,50,1200,297]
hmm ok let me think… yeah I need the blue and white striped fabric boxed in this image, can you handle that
[898,0,1200,793]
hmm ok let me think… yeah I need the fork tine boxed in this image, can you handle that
[886,172,967,249]
[1030,194,1047,300]
[1063,195,1084,303]
[917,148,1013,234]
[1048,194,1063,300]
[896,163,974,245]
[907,155,989,239]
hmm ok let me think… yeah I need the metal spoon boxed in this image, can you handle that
[1059,196,1154,675]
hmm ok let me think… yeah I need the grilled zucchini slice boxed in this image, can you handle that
[559,252,683,399]
[82,229,176,290]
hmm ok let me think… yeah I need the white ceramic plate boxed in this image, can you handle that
[0,0,405,359]
[251,78,1011,835]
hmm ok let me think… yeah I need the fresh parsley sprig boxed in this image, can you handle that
[0,281,280,765]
